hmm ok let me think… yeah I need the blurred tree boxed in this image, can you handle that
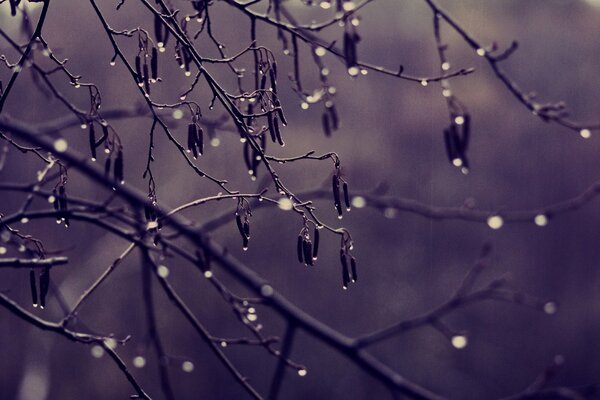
[1,1,599,399]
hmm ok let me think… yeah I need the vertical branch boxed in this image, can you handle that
[267,324,297,400]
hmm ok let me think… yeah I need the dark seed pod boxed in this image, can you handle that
[195,249,210,274]
[58,185,69,227]
[243,221,250,238]
[343,181,350,211]
[104,157,112,178]
[350,256,358,282]
[343,31,357,69]
[312,227,320,260]
[332,175,342,216]
[273,115,284,146]
[443,127,458,163]
[260,73,267,90]
[197,127,204,156]
[328,105,339,130]
[275,100,288,126]
[154,14,163,44]
[89,123,97,160]
[188,123,198,159]
[236,213,246,240]
[297,235,304,264]
[39,267,50,309]
[267,112,277,143]
[151,47,158,81]
[303,239,313,266]
[143,62,150,94]
[243,141,253,174]
[322,112,331,137]
[269,67,277,94]
[97,124,108,147]
[271,61,278,80]
[460,114,471,151]
[114,149,124,185]
[135,55,143,83]
[340,250,350,289]
[30,269,38,307]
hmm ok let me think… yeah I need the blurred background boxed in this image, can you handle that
[1,0,600,399]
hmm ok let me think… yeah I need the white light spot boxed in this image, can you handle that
[487,215,504,230]
[53,139,68,153]
[476,48,486,57]
[314,47,326,57]
[278,198,293,211]
[347,67,360,77]
[133,356,146,368]
[451,335,468,349]
[220,341,227,347]
[247,314,257,322]
[147,221,159,230]
[452,158,463,167]
[534,214,548,227]
[544,301,558,315]
[104,338,117,350]
[342,1,355,11]
[442,89,452,97]
[210,138,221,147]
[157,265,170,278]
[91,345,104,358]
[351,196,366,209]
[441,62,451,71]
[182,361,194,372]
[420,80,428,87]
[454,116,465,125]
[172,109,184,120]
[298,369,307,377]
[319,1,331,9]
[383,208,397,219]
[580,129,591,139]
[260,284,274,297]
[351,17,360,27]
[20,218,29,224]
[0,247,7,255]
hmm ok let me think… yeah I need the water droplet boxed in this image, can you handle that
[454,116,465,125]
[476,48,486,56]
[452,158,463,167]
[441,62,451,71]
[580,129,591,139]
[451,335,468,349]
[210,138,221,147]
[300,102,309,110]
[0,247,7,255]
[319,1,331,9]
[383,208,397,219]
[220,341,227,347]
[487,215,504,230]
[420,80,428,87]
[278,198,293,211]
[133,356,146,368]
[157,265,170,278]
[48,195,56,203]
[247,314,257,322]
[347,67,360,77]
[298,369,307,376]
[534,214,548,227]
[544,301,557,315]
[260,285,274,297]
[351,196,366,208]
[104,338,117,350]
[20,218,29,224]
[182,361,194,373]
[204,271,213,279]
[91,345,104,358]
[172,109,184,120]
[53,139,68,153]
[314,47,326,57]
